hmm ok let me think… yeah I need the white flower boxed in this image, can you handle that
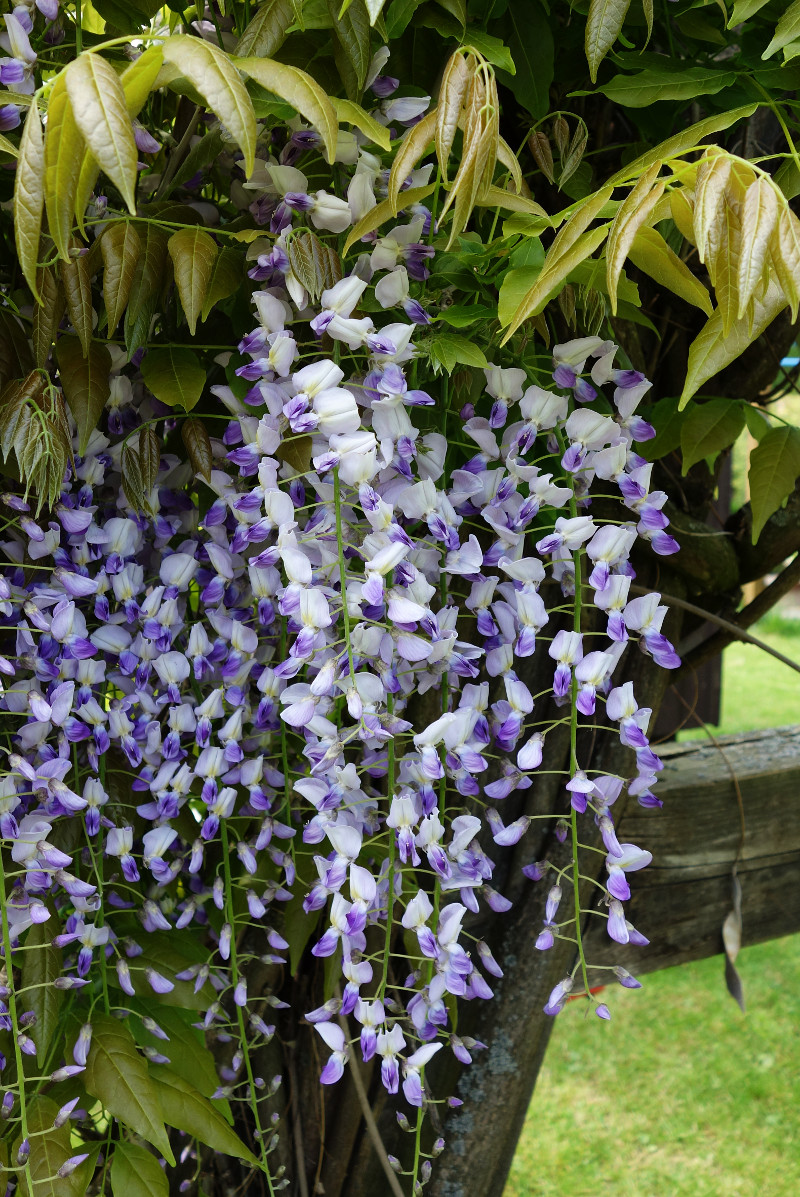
[309,191,352,233]
[375,266,409,308]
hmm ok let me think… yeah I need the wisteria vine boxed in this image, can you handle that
[0,83,683,1195]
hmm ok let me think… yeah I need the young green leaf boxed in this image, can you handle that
[342,183,435,255]
[125,226,169,357]
[122,443,146,511]
[334,96,391,151]
[84,1014,175,1163]
[21,920,64,1065]
[387,110,437,215]
[235,57,338,165]
[586,0,632,83]
[436,50,473,183]
[748,425,800,541]
[680,280,787,407]
[606,164,665,313]
[501,224,610,338]
[13,101,45,299]
[743,404,771,441]
[737,176,779,319]
[44,72,85,262]
[494,3,553,118]
[65,53,138,215]
[729,0,770,23]
[141,348,206,411]
[605,105,757,189]
[498,266,542,327]
[201,247,245,322]
[426,332,488,372]
[138,425,161,493]
[56,336,112,455]
[680,398,746,473]
[148,1067,260,1165]
[236,0,296,55]
[59,246,93,358]
[162,36,256,177]
[121,45,164,119]
[32,266,66,368]
[110,1142,168,1197]
[168,228,218,336]
[327,0,371,98]
[101,221,141,335]
[771,206,800,321]
[627,226,714,315]
[693,149,732,265]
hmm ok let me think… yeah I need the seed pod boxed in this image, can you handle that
[528,130,555,184]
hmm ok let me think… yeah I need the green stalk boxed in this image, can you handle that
[333,467,357,684]
[220,822,275,1192]
[0,848,35,1193]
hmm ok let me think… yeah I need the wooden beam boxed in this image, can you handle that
[584,725,800,978]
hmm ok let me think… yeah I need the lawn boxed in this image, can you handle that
[507,614,800,1197]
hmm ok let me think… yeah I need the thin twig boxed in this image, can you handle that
[677,553,800,673]
[336,1014,406,1197]
[629,584,800,677]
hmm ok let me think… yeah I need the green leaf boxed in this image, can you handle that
[498,266,542,327]
[627,225,713,315]
[728,0,770,23]
[101,221,141,335]
[427,332,488,373]
[14,102,45,299]
[59,247,93,358]
[639,395,685,462]
[596,65,736,107]
[743,404,771,441]
[92,0,163,33]
[385,0,419,35]
[605,105,758,189]
[333,96,391,150]
[32,265,65,368]
[749,426,800,541]
[763,0,800,59]
[342,183,435,255]
[84,1015,174,1163]
[237,0,296,55]
[129,1002,219,1098]
[586,0,632,83]
[44,72,85,262]
[0,131,18,157]
[680,280,787,408]
[14,1097,87,1197]
[168,228,218,337]
[121,45,164,120]
[141,348,205,412]
[327,0,371,98]
[149,1067,259,1165]
[21,920,63,1066]
[680,399,745,474]
[434,0,465,23]
[124,225,169,357]
[65,53,137,215]
[201,247,245,322]
[438,304,494,327]
[110,1142,168,1197]
[161,36,256,177]
[494,3,553,115]
[460,30,516,72]
[501,224,610,336]
[235,57,338,164]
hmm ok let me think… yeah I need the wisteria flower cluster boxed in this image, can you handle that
[0,85,683,1195]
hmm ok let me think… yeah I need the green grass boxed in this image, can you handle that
[506,935,800,1197]
[679,610,800,738]
[507,615,800,1196]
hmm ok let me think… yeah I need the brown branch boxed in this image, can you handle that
[336,1014,406,1197]
[671,553,800,675]
[627,581,800,676]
